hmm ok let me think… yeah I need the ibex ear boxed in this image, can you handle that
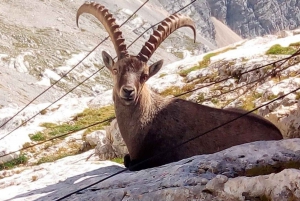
[102,51,115,71]
[149,59,164,78]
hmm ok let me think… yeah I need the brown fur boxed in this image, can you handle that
[76,3,283,171]
[113,77,282,170]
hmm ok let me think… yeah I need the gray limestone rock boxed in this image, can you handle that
[41,138,300,201]
[208,0,300,38]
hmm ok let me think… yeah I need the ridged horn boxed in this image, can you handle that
[76,2,129,59]
[138,14,196,62]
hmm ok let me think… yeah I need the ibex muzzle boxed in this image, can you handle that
[77,2,283,171]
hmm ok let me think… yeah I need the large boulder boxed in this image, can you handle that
[66,138,300,201]
[85,130,107,147]
[91,119,128,160]
[105,119,128,156]
[1,139,300,200]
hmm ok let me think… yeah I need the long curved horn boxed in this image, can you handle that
[76,2,129,59]
[138,14,196,62]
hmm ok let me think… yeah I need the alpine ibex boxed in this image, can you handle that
[77,2,283,171]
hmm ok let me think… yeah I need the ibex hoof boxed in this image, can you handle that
[124,154,144,171]
[124,154,131,168]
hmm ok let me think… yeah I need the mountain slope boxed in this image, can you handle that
[0,11,300,200]
[0,0,197,107]
[211,17,243,47]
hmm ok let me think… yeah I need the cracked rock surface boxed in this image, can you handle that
[2,139,300,201]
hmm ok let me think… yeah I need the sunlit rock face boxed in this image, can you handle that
[208,0,300,38]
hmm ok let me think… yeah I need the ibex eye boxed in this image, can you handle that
[141,74,148,82]
[112,69,118,74]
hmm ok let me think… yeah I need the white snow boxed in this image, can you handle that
[1,27,300,201]
[212,34,300,61]
[0,151,123,201]
[148,74,185,93]
[36,77,51,86]
[2,28,300,163]
[121,8,134,16]
[0,97,93,163]
[43,69,61,81]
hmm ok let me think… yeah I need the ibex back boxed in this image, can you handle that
[77,2,283,171]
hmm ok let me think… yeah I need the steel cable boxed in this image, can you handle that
[0,0,150,140]
[0,0,198,141]
[175,49,300,98]
[2,49,299,160]
[2,24,300,162]
[0,0,199,158]
[1,1,300,199]
[55,85,300,200]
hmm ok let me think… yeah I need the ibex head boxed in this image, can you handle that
[77,2,196,105]
[101,52,164,105]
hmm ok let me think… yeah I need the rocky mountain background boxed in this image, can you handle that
[159,0,300,46]
[0,0,298,108]
[209,0,300,38]
[0,0,300,200]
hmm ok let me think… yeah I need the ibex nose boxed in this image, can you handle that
[122,86,135,97]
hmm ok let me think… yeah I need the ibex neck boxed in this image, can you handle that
[137,85,166,123]
[113,85,168,158]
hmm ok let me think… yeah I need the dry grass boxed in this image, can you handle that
[29,105,115,142]
[0,154,28,170]
[36,142,82,165]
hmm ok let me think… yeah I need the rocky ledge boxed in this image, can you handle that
[1,138,300,201]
